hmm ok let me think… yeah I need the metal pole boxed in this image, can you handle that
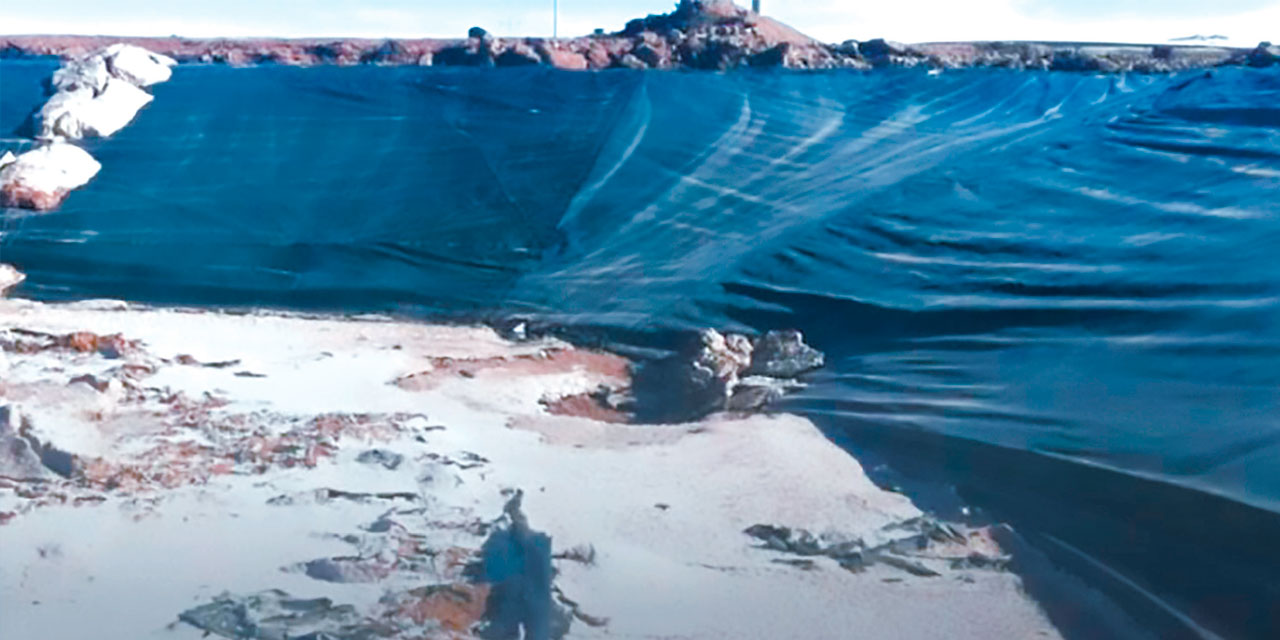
[554,0,558,38]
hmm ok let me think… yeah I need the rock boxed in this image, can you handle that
[57,331,135,358]
[48,55,111,94]
[726,377,786,412]
[678,36,745,70]
[613,1,833,70]
[0,405,76,479]
[631,42,670,68]
[583,41,612,69]
[37,78,154,139]
[0,31,1259,73]
[495,42,543,67]
[310,41,363,65]
[315,487,419,503]
[633,329,753,423]
[493,318,530,342]
[860,38,910,58]
[749,42,833,68]
[33,44,174,142]
[360,39,410,64]
[48,44,174,97]
[949,551,1010,571]
[537,44,589,70]
[616,53,647,69]
[0,264,24,296]
[1247,41,1279,67]
[0,405,56,481]
[697,329,754,381]
[101,43,176,86]
[1050,49,1101,71]
[437,32,499,67]
[743,524,865,565]
[686,328,752,405]
[879,554,942,577]
[0,143,101,211]
[356,448,404,470]
[749,43,790,67]
[744,330,824,378]
[68,373,115,393]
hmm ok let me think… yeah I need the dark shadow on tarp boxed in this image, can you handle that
[803,409,1280,640]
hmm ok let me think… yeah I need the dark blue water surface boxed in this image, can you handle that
[4,60,1280,638]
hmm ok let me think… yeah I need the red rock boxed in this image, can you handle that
[540,46,589,70]
[95,333,133,358]
[494,41,542,66]
[0,182,69,211]
[63,331,100,353]
[54,331,135,357]
[584,41,613,69]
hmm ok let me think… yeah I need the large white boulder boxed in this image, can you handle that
[49,54,112,94]
[50,45,176,96]
[0,143,102,211]
[37,44,174,141]
[38,79,155,140]
[102,43,177,87]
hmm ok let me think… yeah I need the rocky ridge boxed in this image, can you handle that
[3,1,1274,73]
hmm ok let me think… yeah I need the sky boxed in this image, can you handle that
[5,0,1279,46]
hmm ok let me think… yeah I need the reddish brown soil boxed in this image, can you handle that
[395,348,630,391]
[541,392,631,424]
[389,583,491,633]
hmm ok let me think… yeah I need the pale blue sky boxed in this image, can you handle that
[6,1,1278,46]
